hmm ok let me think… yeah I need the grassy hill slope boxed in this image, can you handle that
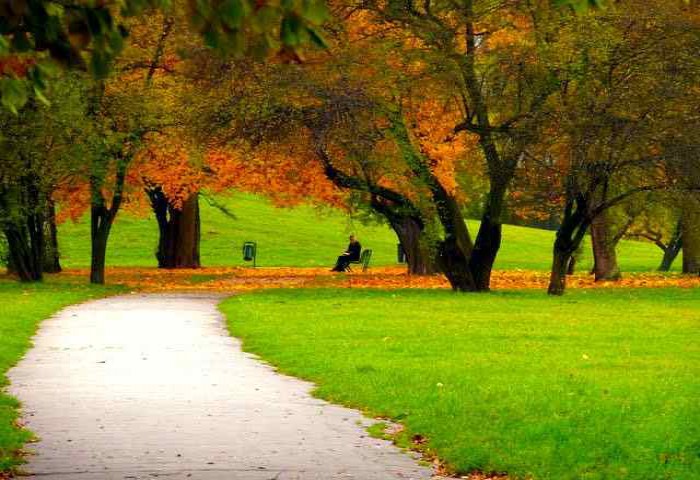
[58,193,672,272]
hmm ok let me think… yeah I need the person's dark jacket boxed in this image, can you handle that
[346,241,362,261]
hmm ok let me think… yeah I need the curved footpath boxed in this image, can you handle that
[8,294,433,480]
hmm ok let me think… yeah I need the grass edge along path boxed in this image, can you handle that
[220,288,700,480]
[0,281,124,475]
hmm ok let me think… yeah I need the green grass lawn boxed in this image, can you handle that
[221,288,700,480]
[57,192,672,272]
[0,280,122,472]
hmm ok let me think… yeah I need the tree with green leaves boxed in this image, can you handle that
[540,0,700,294]
[0,75,90,281]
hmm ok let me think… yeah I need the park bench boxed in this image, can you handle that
[347,249,372,272]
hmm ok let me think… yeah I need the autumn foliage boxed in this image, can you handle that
[2,0,699,293]
[49,266,700,293]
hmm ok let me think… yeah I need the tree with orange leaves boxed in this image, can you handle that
[312,0,563,290]
[188,32,481,278]
[190,0,567,290]
[74,10,204,283]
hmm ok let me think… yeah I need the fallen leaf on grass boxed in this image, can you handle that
[36,267,700,293]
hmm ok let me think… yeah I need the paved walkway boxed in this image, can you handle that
[8,294,433,480]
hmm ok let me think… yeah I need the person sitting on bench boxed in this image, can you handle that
[331,235,362,272]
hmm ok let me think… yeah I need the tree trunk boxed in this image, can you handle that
[590,211,621,281]
[90,229,109,284]
[149,188,201,269]
[434,194,476,291]
[90,206,113,285]
[43,198,61,273]
[169,193,200,268]
[658,222,682,272]
[89,154,128,285]
[385,111,476,291]
[0,175,45,282]
[659,242,681,272]
[469,182,507,291]
[681,197,700,274]
[548,244,571,296]
[429,185,475,291]
[390,215,437,275]
[438,236,476,291]
[548,197,590,296]
[4,224,43,282]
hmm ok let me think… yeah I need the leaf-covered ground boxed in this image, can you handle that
[50,266,700,293]
[221,288,700,480]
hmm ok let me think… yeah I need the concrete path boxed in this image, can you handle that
[8,294,433,480]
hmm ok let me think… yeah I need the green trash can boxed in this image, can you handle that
[242,241,257,267]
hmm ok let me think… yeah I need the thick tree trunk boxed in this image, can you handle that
[435,195,476,291]
[166,193,200,268]
[385,111,476,290]
[43,199,61,273]
[548,244,571,296]
[1,175,45,282]
[390,215,437,275]
[658,222,682,272]
[590,211,621,281]
[149,189,201,269]
[438,236,476,291]
[681,197,700,274]
[4,224,43,282]
[429,185,475,290]
[469,182,507,291]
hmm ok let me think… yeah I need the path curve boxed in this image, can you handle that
[8,294,433,480]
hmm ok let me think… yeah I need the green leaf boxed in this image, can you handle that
[33,85,51,106]
[220,0,248,29]
[280,15,303,47]
[107,29,124,53]
[35,60,60,78]
[43,15,63,43]
[1,79,29,114]
[306,25,327,48]
[0,36,9,55]
[303,0,329,24]
[44,3,64,17]
[203,27,220,49]
[89,51,111,78]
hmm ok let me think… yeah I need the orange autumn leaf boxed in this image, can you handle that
[51,267,700,293]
